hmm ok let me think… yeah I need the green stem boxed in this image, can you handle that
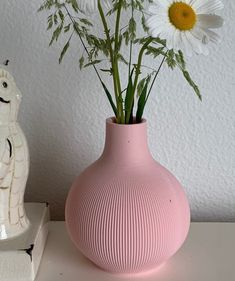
[145,55,166,103]
[98,1,122,122]
[114,0,124,123]
[125,37,153,123]
[128,0,134,77]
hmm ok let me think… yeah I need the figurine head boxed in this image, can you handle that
[0,67,22,124]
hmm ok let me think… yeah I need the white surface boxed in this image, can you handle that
[36,221,235,281]
[0,1,234,220]
[0,203,50,281]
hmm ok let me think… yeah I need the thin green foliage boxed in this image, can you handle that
[174,50,201,100]
[39,0,202,124]
[84,60,102,68]
[125,69,134,122]
[182,70,202,101]
[166,49,176,69]
[59,40,70,63]
[101,82,117,116]
[136,75,151,123]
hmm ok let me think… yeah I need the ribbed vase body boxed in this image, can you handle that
[65,118,190,274]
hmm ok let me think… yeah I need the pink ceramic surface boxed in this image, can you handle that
[65,118,190,274]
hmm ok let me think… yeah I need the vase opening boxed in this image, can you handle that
[101,117,152,165]
[109,116,146,125]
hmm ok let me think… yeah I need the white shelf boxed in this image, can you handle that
[0,203,50,281]
[36,222,235,281]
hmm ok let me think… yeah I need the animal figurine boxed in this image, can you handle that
[0,67,29,240]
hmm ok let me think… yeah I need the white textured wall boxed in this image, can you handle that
[0,1,234,220]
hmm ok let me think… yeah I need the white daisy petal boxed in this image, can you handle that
[164,28,175,49]
[160,25,176,46]
[190,26,204,40]
[185,31,203,54]
[191,26,210,44]
[146,16,168,37]
[146,16,161,27]
[197,14,224,29]
[151,30,160,38]
[79,0,109,13]
[192,0,224,14]
[152,0,171,8]
[148,5,166,15]
[150,15,170,26]
[172,29,181,51]
[187,0,199,5]
[203,29,221,43]
[181,32,193,56]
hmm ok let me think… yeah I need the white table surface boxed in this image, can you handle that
[36,222,235,281]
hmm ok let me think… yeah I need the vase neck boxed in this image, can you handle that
[101,118,152,165]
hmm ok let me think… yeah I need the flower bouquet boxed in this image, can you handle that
[39,0,223,124]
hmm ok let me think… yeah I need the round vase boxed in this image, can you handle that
[65,117,190,274]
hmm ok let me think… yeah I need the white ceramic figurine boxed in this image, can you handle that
[0,67,29,240]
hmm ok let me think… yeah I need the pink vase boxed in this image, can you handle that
[65,117,190,274]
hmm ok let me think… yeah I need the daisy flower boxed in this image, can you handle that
[78,0,110,14]
[146,0,224,55]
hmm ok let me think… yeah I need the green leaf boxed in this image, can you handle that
[175,50,186,70]
[53,13,58,25]
[100,68,112,74]
[129,18,136,41]
[125,69,134,123]
[38,0,54,12]
[59,40,70,64]
[152,37,166,47]
[58,10,64,21]
[134,36,155,45]
[117,53,128,65]
[49,23,63,46]
[80,18,93,27]
[38,5,45,12]
[137,77,147,97]
[101,82,117,117]
[136,76,151,123]
[69,0,79,12]
[166,49,176,70]
[182,70,202,101]
[64,23,71,33]
[47,15,53,30]
[73,22,81,35]
[79,56,84,69]
[123,30,129,45]
[136,84,147,123]
[141,15,148,32]
[146,46,165,58]
[84,60,102,68]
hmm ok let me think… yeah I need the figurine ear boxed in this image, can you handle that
[0,68,14,82]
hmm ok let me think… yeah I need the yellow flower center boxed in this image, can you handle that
[168,2,197,31]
